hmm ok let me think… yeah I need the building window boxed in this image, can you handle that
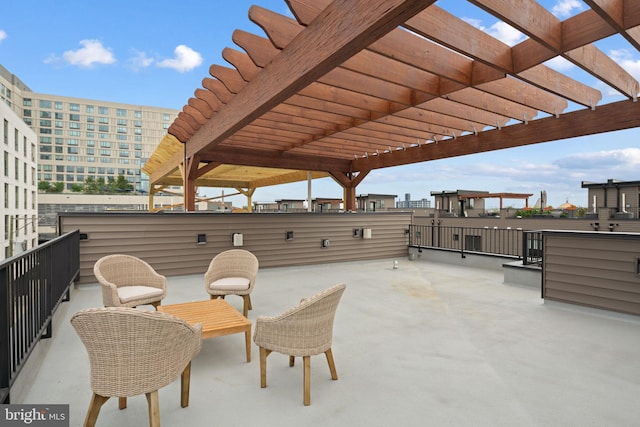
[98,106,109,115]
[23,99,32,107]
[116,109,127,117]
[69,113,81,121]
[40,111,52,118]
[70,103,80,111]
[69,122,80,129]
[54,101,63,110]
[39,100,52,109]
[86,105,94,113]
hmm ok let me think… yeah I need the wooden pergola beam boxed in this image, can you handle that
[351,99,640,171]
[184,0,434,159]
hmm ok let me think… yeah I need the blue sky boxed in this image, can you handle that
[2,0,639,208]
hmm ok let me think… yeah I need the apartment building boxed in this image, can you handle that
[1,100,38,258]
[0,64,179,194]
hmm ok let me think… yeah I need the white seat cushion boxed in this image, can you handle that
[209,277,250,291]
[118,286,164,304]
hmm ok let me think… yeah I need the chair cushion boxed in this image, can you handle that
[209,277,250,291]
[118,286,164,304]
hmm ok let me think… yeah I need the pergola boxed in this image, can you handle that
[143,0,640,212]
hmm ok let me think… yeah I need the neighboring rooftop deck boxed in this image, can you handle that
[15,258,640,426]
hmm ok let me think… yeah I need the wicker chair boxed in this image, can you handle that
[94,254,167,309]
[253,284,346,405]
[71,307,202,427]
[204,249,259,317]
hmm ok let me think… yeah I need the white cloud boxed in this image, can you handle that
[555,148,640,171]
[462,18,524,47]
[610,48,640,81]
[551,0,585,18]
[157,45,202,73]
[61,40,116,67]
[0,30,7,43]
[544,56,575,72]
[128,49,154,71]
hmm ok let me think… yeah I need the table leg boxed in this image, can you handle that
[245,328,251,362]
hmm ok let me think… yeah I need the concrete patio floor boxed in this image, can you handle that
[14,257,640,426]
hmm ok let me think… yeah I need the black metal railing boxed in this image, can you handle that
[409,224,541,261]
[0,230,80,403]
[522,231,543,266]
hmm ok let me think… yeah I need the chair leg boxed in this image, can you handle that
[146,390,160,427]
[289,356,295,367]
[118,397,127,409]
[151,301,160,310]
[260,347,271,388]
[181,361,191,408]
[242,295,250,317]
[84,393,109,427]
[325,348,338,380]
[303,355,311,406]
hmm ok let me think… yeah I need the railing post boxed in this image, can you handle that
[0,267,10,403]
[460,227,466,258]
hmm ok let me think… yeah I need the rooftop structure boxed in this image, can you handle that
[145,1,640,211]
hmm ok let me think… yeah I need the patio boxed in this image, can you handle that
[14,258,640,426]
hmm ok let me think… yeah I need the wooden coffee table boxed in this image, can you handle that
[158,299,252,362]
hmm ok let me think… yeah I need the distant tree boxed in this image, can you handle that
[84,177,99,194]
[113,175,134,192]
[38,181,52,192]
[71,184,84,192]
[51,182,64,193]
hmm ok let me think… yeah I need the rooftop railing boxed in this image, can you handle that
[408,224,542,263]
[0,230,80,403]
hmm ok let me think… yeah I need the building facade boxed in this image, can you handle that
[396,193,432,209]
[1,100,38,258]
[356,194,397,212]
[0,65,179,194]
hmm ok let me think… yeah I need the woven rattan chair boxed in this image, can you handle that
[71,307,202,427]
[94,254,167,309]
[253,284,346,405]
[204,249,259,317]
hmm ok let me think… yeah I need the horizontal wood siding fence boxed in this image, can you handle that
[59,212,412,284]
[542,231,640,316]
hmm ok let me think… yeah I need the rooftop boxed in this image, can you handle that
[16,258,640,426]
